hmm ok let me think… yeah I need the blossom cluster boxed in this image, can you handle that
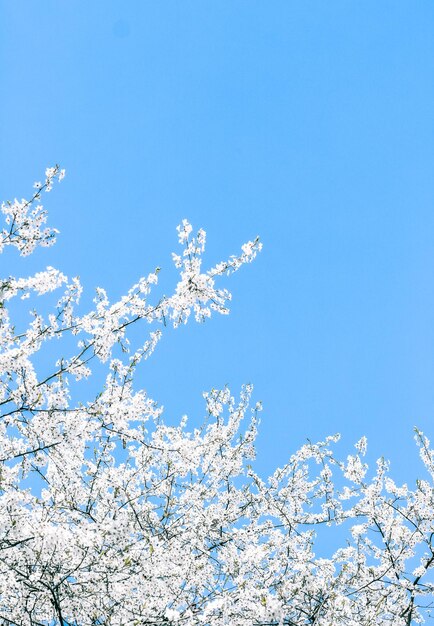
[0,171,432,625]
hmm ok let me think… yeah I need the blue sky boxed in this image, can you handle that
[1,1,434,483]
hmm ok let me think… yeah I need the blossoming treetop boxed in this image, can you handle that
[0,169,433,625]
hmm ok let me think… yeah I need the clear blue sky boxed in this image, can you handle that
[1,1,434,484]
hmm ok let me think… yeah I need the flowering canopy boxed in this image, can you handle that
[0,169,433,625]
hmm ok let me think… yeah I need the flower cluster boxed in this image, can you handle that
[0,171,432,625]
[0,166,64,256]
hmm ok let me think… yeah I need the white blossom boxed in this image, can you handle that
[0,170,431,625]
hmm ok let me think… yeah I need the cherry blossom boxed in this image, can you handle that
[0,170,432,625]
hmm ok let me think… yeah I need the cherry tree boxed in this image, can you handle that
[0,168,433,625]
